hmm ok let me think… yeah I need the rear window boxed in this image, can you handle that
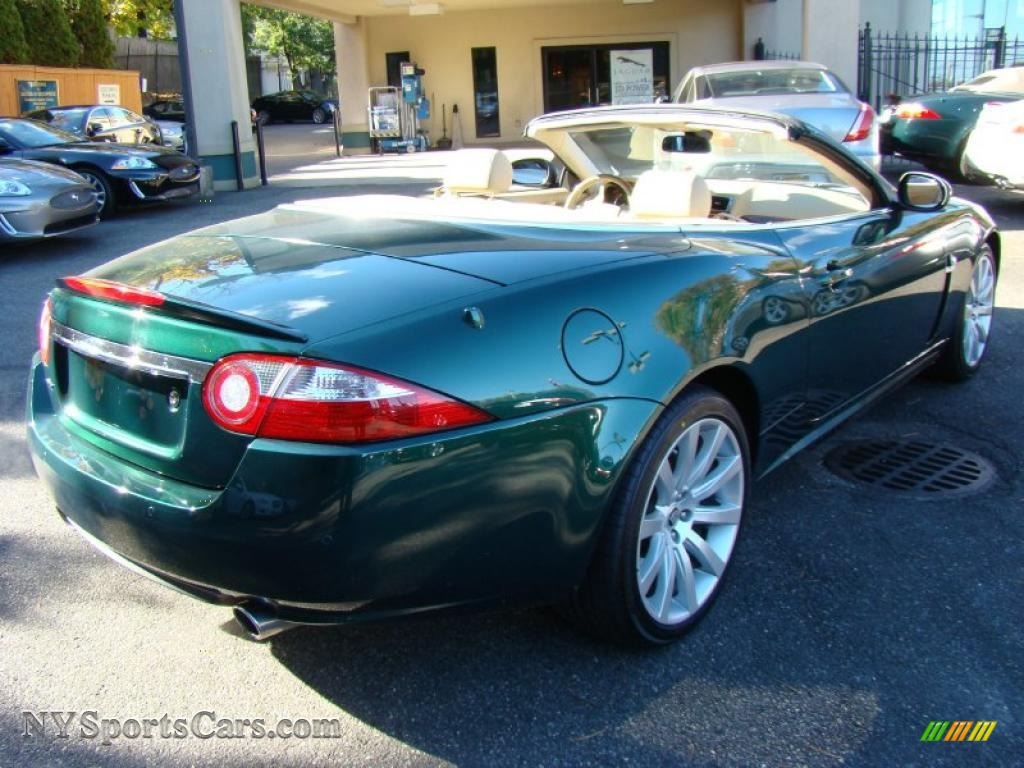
[706,69,845,98]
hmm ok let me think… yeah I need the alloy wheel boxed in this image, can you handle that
[962,253,995,367]
[635,417,744,626]
[79,172,107,212]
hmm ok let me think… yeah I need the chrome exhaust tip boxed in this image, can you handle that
[232,602,295,641]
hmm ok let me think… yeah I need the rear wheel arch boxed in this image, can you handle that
[985,231,1001,273]
[682,365,761,468]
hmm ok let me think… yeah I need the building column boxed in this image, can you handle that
[334,19,371,154]
[176,0,258,190]
[801,0,860,88]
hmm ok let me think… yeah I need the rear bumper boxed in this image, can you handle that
[883,118,967,163]
[27,358,657,623]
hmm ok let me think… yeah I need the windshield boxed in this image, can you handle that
[705,68,845,97]
[33,108,89,134]
[0,119,78,148]
[568,124,857,188]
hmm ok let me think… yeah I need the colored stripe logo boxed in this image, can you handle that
[920,721,997,742]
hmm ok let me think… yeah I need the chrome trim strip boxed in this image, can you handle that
[51,320,213,382]
[0,213,17,236]
[127,180,148,200]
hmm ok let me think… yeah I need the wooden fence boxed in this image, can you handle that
[0,65,142,116]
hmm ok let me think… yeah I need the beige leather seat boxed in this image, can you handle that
[438,148,513,197]
[629,169,712,220]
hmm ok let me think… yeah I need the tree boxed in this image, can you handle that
[68,0,115,68]
[18,0,79,67]
[244,6,336,87]
[103,0,173,39]
[0,0,30,64]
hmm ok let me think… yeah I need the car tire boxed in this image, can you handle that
[312,107,326,124]
[566,385,749,645]
[933,246,997,381]
[76,168,116,219]
[256,110,271,126]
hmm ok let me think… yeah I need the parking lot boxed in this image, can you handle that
[0,160,1021,766]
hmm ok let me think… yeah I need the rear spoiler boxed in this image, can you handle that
[56,276,309,343]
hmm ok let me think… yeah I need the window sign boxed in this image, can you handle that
[17,80,58,114]
[610,49,653,105]
[98,84,121,105]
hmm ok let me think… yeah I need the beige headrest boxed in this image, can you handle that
[442,148,513,196]
[630,169,712,219]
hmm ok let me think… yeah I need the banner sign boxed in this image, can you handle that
[17,80,58,114]
[97,84,121,105]
[611,49,653,105]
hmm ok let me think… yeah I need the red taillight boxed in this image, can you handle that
[61,276,165,307]
[38,298,52,366]
[844,102,876,142]
[202,354,492,444]
[894,103,942,120]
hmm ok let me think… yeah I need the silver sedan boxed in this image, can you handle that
[0,159,99,241]
[674,61,881,170]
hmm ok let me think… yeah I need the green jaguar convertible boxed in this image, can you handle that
[27,105,999,645]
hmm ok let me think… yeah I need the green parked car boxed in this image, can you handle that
[881,66,1024,179]
[27,105,1000,646]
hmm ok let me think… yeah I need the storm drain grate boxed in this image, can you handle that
[824,440,995,497]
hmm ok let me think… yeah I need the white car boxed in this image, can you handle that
[674,61,881,170]
[963,98,1024,188]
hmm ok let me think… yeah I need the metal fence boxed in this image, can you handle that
[764,49,801,62]
[751,38,801,62]
[857,22,1024,110]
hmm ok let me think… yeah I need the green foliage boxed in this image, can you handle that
[103,0,173,39]
[243,5,335,79]
[0,0,30,64]
[68,0,115,68]
[18,0,80,67]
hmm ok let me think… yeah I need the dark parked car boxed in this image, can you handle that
[0,118,200,217]
[143,99,186,123]
[251,90,336,124]
[27,105,162,146]
[881,66,1024,179]
[0,158,98,241]
[27,105,998,646]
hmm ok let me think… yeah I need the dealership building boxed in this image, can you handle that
[177,0,930,189]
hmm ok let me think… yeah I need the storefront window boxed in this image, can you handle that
[386,51,411,88]
[542,42,670,113]
[472,47,500,138]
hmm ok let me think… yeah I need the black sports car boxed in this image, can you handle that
[0,118,200,218]
[27,105,162,146]
[251,90,336,124]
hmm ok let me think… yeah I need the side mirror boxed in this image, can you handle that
[511,158,554,187]
[86,122,103,137]
[897,171,951,211]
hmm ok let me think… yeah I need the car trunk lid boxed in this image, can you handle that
[46,203,681,488]
[708,93,863,143]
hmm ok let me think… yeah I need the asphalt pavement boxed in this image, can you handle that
[0,165,1020,767]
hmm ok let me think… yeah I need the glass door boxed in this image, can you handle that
[542,42,670,113]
